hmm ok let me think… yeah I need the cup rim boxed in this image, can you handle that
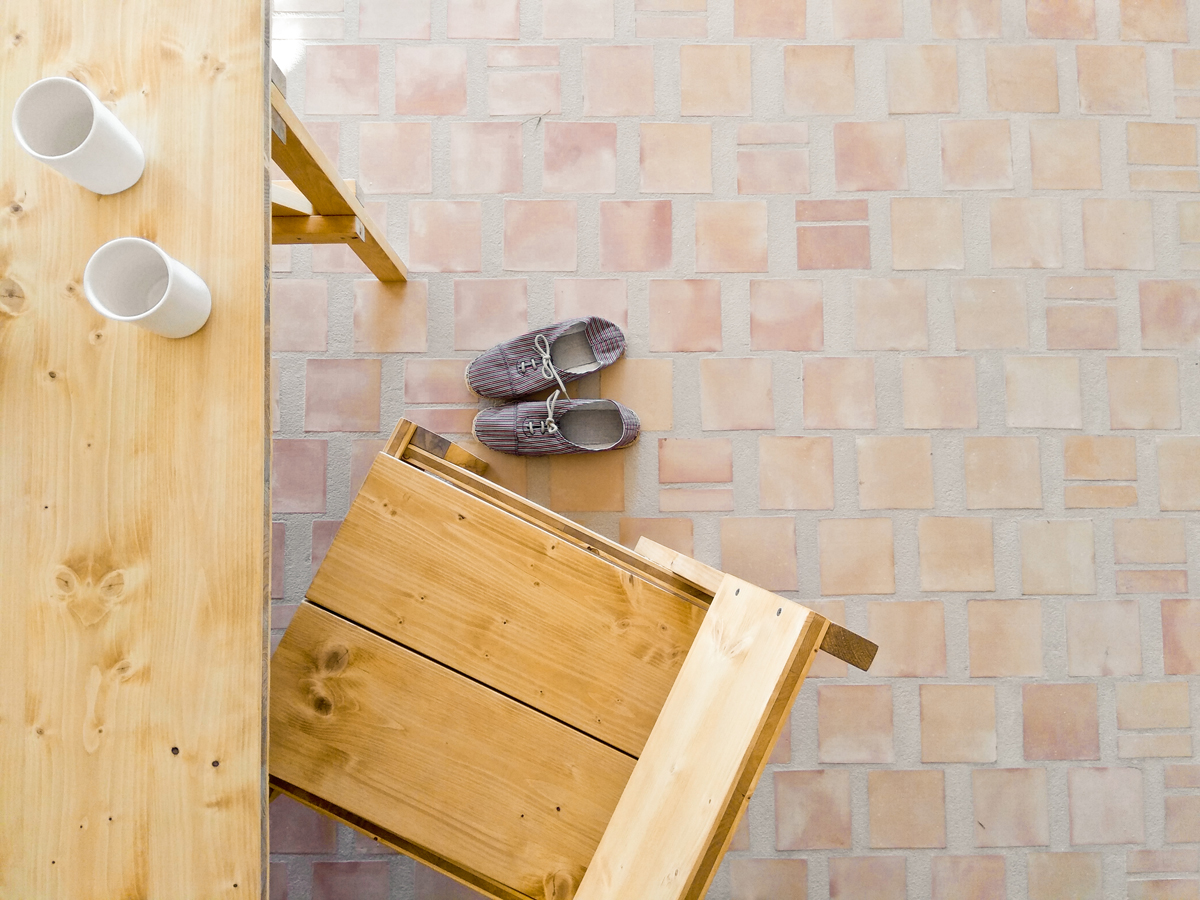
[83,237,175,323]
[12,76,100,162]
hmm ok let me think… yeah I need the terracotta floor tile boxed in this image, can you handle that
[600,358,674,431]
[658,437,732,483]
[986,45,1060,113]
[1045,305,1119,350]
[1021,519,1095,595]
[952,277,1028,349]
[1166,765,1200,788]
[270,861,288,900]
[1064,435,1137,481]
[868,600,947,676]
[409,201,482,273]
[930,856,1005,900]
[720,516,797,590]
[1027,853,1102,900]
[1127,878,1200,900]
[649,280,722,351]
[270,523,285,599]
[305,359,381,433]
[973,769,1048,848]
[730,859,808,900]
[749,280,823,351]
[350,279,427,354]
[968,599,1043,677]
[1068,768,1145,845]
[306,45,379,115]
[1066,482,1136,508]
[680,45,752,116]
[700,358,774,430]
[1083,199,1155,270]
[599,200,672,271]
[892,198,964,270]
[868,770,946,849]
[1122,0,1187,40]
[903,357,978,429]
[548,450,626,512]
[834,122,908,192]
[583,46,655,116]
[270,794,337,853]
[394,47,468,115]
[931,0,1000,36]
[1117,681,1190,730]
[1126,849,1200,874]
[640,123,712,194]
[618,517,693,556]
[404,360,472,404]
[921,684,996,763]
[784,45,856,115]
[447,0,518,37]
[887,45,959,114]
[360,0,430,37]
[503,200,577,272]
[1029,120,1103,190]
[543,0,613,36]
[735,0,805,36]
[832,0,902,37]
[1164,599,1200,674]
[829,856,906,900]
[1114,518,1186,564]
[857,435,934,509]
[1115,569,1186,592]
[350,439,387,496]
[272,279,328,352]
[942,119,1012,190]
[1005,356,1081,429]
[658,487,734,512]
[737,149,810,194]
[818,684,894,763]
[919,516,994,591]
[453,279,528,351]
[554,279,627,330]
[311,519,342,575]
[272,439,327,514]
[820,518,895,594]
[803,357,876,429]
[775,770,852,849]
[450,123,522,195]
[1128,123,1197,167]
[696,201,768,272]
[964,436,1043,508]
[359,123,431,195]
[1066,598,1142,675]
[1024,683,1100,760]
[853,277,926,350]
[415,863,488,899]
[1108,357,1180,430]
[1158,437,1200,510]
[1141,281,1200,350]
[544,122,616,194]
[1027,0,1095,36]
[1166,797,1200,843]
[991,199,1063,269]
[1177,49,1200,89]
[760,435,835,510]
[488,71,562,116]
[797,225,871,270]
[796,199,867,222]
[1077,46,1150,115]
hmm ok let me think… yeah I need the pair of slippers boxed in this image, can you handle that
[466,317,640,456]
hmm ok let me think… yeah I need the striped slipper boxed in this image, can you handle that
[472,392,640,456]
[465,317,626,400]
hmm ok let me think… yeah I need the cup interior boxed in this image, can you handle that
[86,240,170,318]
[14,78,96,158]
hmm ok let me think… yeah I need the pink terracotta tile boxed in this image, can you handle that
[271,246,292,274]
[303,121,341,167]
[796,199,867,221]
[1068,484,1139,508]
[1141,281,1200,349]
[931,0,1001,36]
[305,359,381,433]
[353,280,428,353]
[720,517,796,590]
[1166,764,1200,788]
[986,45,1060,113]
[728,815,750,852]
[820,519,895,595]
[1027,0,1095,36]
[394,47,467,115]
[973,769,1048,848]
[1024,683,1100,760]
[350,439,386,496]
[1129,123,1197,166]
[953,277,1028,349]
[306,45,379,116]
[700,358,774,431]
[544,122,616,194]
[1127,879,1200,900]
[1163,598,1200,674]
[1083,199,1155,270]
[648,280,721,352]
[1117,681,1190,729]
[696,201,768,272]
[599,201,672,271]
[1045,305,1119,350]
[554,279,627,329]
[1129,170,1200,192]
[1027,853,1102,900]
[404,360,473,404]
[858,435,934,510]
[968,599,1043,677]
[1114,518,1186,563]
[1127,849,1200,874]
[272,279,328,352]
[1064,435,1137,480]
[784,46,856,115]
[1167,797,1200,843]
[1122,0,1188,39]
[775,771,851,849]
[737,149,810,194]
[354,829,397,855]
[453,280,527,351]
[680,45,752,116]
[1159,437,1200,509]
[749,280,823,351]
[450,123,522,195]
[359,123,431,195]
[658,438,732,483]
[312,861,389,900]
[892,198,964,270]
[548,450,626,512]
[818,684,894,763]
[1030,120,1103,190]
[503,200,576,272]
[921,684,996,763]
[942,119,1012,190]
[964,436,1042,509]
[739,123,810,145]
[760,436,834,510]
[832,0,902,37]
[1005,357,1082,429]
[270,794,337,853]
[1108,357,1181,430]
[919,517,994,591]
[311,519,341,575]
[409,201,481,273]
[834,122,908,192]
[543,0,613,36]
[1021,519,1095,595]
[640,123,712,194]
[360,0,430,37]
[903,357,978,429]
[447,0,518,37]
[600,358,674,431]
[854,277,927,350]
[659,488,734,512]
[1048,277,1118,300]
[270,523,285,599]
[618,517,694,557]
[830,857,906,900]
[488,71,561,116]
[1077,46,1149,115]
[868,600,947,676]
[991,199,1063,269]
[730,859,808,900]
[887,46,959,114]
[735,0,805,36]
[868,770,946,849]
[635,14,708,37]
[270,861,288,900]
[1067,599,1141,675]
[1069,768,1145,845]
[930,856,1005,900]
[797,225,871,270]
[804,357,876,429]
[1115,569,1186,592]
[582,46,655,116]
[272,439,327,514]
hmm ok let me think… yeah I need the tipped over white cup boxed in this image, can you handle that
[12,76,145,195]
[83,238,211,338]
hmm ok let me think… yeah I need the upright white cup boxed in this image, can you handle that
[12,77,145,195]
[83,238,211,338]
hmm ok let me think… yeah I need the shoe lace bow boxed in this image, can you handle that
[520,333,572,438]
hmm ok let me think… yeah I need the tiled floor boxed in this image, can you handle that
[267,0,1200,896]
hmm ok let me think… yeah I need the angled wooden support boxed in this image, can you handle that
[269,83,407,282]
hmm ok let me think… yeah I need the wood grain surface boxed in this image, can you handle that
[271,603,636,900]
[0,0,269,896]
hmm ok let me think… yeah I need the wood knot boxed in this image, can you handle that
[311,691,334,717]
[319,645,349,675]
[0,278,26,316]
[543,869,576,900]
[99,570,126,600]
[89,330,105,344]
[53,566,78,595]
[6,202,22,217]
[10,31,24,46]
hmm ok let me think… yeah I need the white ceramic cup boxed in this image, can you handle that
[83,238,211,338]
[12,76,145,195]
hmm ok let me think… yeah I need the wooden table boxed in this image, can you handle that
[0,0,269,896]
